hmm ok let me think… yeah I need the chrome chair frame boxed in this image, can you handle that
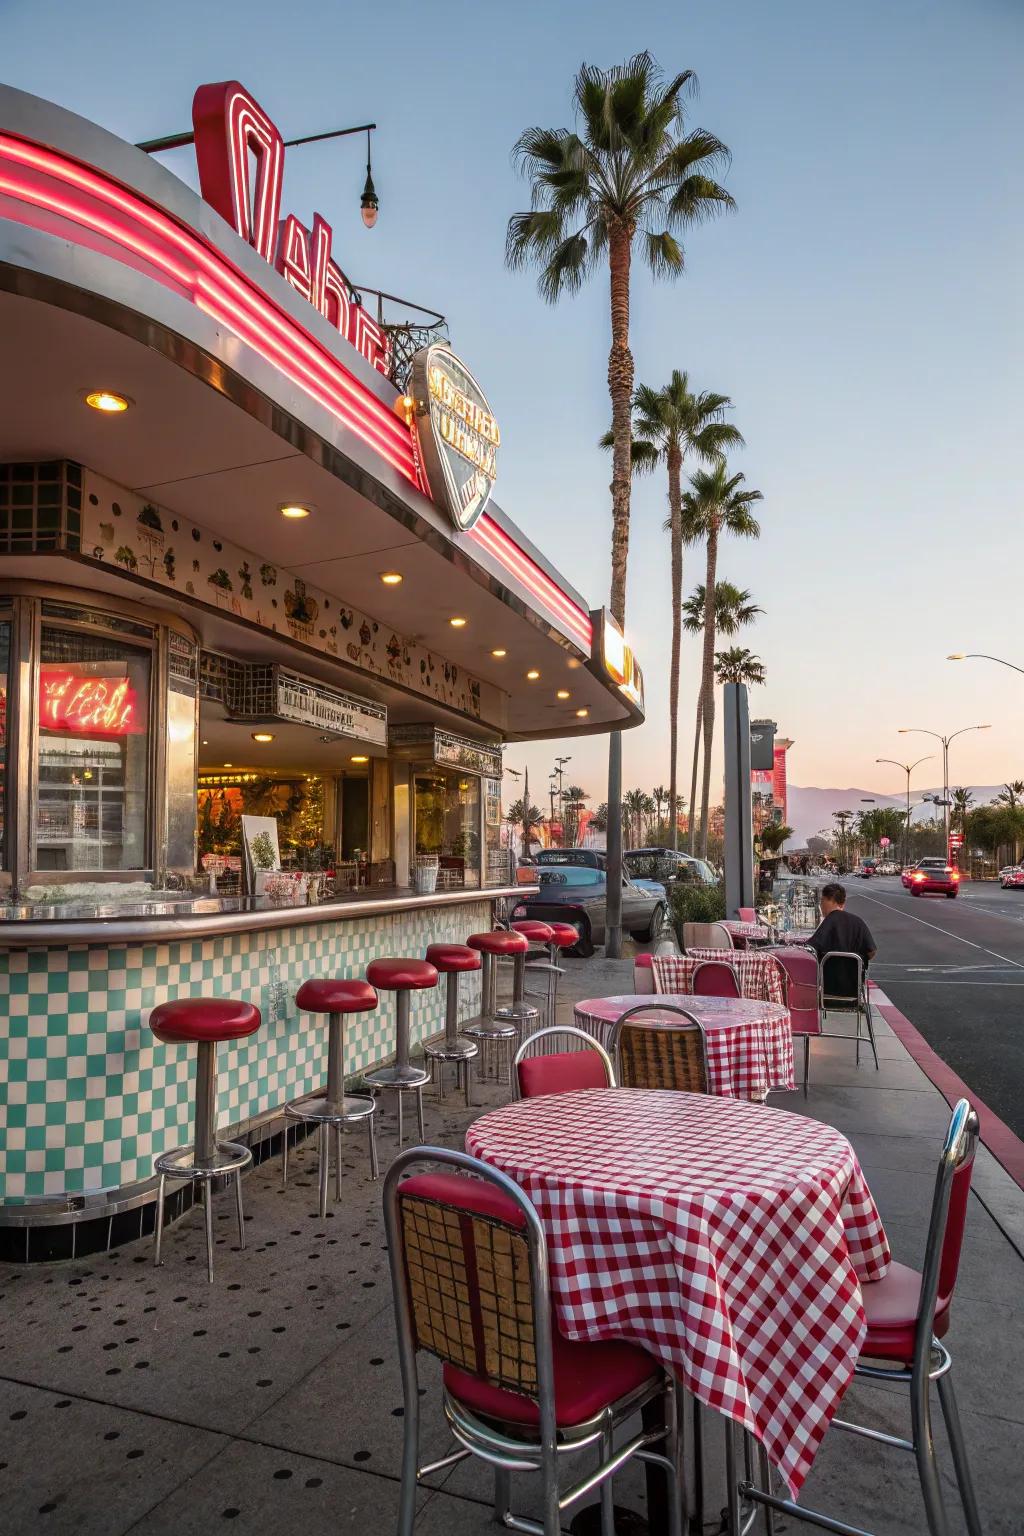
[682,920,734,953]
[511,1025,616,1099]
[737,1099,982,1536]
[609,1003,710,1093]
[383,1146,683,1536]
[818,951,880,1069]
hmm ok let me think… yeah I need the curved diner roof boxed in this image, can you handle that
[0,82,644,743]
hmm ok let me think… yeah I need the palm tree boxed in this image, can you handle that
[651,784,668,828]
[561,785,589,846]
[622,788,651,847]
[507,52,734,953]
[505,797,545,856]
[682,582,762,636]
[758,823,793,855]
[950,787,974,862]
[997,780,1024,809]
[833,809,856,869]
[714,647,766,686]
[603,374,742,847]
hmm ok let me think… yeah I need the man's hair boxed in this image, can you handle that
[821,882,847,906]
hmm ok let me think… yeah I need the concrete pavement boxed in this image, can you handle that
[0,948,1022,1534]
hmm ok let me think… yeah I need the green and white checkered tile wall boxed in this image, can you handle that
[0,901,489,1202]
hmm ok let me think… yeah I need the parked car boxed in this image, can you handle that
[1000,866,1024,889]
[858,859,877,878]
[532,847,605,869]
[906,858,960,897]
[510,864,667,957]
[623,847,719,896]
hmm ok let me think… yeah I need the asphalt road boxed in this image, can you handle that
[839,875,1024,1139]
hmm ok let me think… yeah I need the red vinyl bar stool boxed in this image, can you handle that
[422,944,481,1106]
[363,959,437,1145]
[544,921,582,1028]
[463,929,531,1083]
[512,919,564,1033]
[149,997,262,1283]
[283,978,380,1216]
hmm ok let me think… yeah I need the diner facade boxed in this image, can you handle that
[0,78,644,1234]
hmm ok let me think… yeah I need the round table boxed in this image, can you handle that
[466,1088,890,1497]
[722,919,772,945]
[574,992,795,1099]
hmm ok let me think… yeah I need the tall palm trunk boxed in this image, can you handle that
[688,690,703,853]
[667,439,683,849]
[605,221,634,960]
[607,224,635,626]
[698,521,720,859]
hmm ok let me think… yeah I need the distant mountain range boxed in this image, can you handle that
[787,785,1007,847]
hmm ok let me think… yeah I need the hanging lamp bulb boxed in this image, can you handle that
[360,128,379,227]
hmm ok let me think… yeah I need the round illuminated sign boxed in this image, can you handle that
[409,344,499,532]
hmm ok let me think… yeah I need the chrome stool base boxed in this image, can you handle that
[423,1036,479,1106]
[463,1018,520,1087]
[364,1063,429,1146]
[153,1139,252,1284]
[281,1090,378,1215]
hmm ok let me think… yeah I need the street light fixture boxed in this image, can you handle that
[897,726,991,854]
[876,755,934,868]
[948,652,1024,677]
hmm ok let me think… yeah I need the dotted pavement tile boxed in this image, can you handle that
[0,1378,226,1536]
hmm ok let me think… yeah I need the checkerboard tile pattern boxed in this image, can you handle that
[0,902,488,1202]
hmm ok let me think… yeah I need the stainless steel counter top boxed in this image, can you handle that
[0,884,535,948]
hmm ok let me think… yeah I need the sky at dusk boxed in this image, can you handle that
[4,0,1022,810]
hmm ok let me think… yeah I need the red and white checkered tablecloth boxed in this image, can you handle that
[654,949,786,1005]
[722,919,772,944]
[574,993,795,1099]
[466,1089,889,1496]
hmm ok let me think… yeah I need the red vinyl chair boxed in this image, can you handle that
[772,946,822,1095]
[513,1025,616,1099]
[691,960,741,998]
[737,906,757,923]
[738,1099,982,1536]
[384,1148,683,1536]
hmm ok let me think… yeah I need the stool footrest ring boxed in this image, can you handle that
[155,1140,252,1181]
[284,1091,376,1125]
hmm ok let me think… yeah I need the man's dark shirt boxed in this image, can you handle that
[808,908,876,1002]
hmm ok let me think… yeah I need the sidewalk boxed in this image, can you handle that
[1,953,1021,1534]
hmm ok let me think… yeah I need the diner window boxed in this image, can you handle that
[0,617,9,867]
[414,770,481,889]
[34,625,151,870]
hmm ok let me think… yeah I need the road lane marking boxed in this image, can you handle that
[852,891,1024,970]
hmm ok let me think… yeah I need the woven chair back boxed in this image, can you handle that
[617,1017,708,1093]
[398,1187,538,1398]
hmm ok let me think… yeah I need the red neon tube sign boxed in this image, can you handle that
[39,670,142,735]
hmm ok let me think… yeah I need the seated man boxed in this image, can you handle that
[807,882,876,1003]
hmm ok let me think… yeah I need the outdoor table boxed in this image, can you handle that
[573,993,795,1099]
[466,1089,890,1499]
[654,948,787,1005]
[721,918,772,945]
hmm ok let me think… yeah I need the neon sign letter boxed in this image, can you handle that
[39,671,142,735]
[193,80,389,377]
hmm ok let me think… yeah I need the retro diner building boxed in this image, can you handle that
[0,80,644,1245]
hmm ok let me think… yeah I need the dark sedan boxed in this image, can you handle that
[510,865,667,957]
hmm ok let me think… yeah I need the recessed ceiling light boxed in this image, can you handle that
[85,390,131,413]
[556,690,571,700]
[491,648,507,658]
[575,708,589,718]
[526,669,540,681]
[201,739,208,745]
[279,503,311,519]
[566,658,582,670]
[351,754,369,764]
[224,761,234,767]
[380,571,403,586]
[251,732,274,743]
[449,616,467,628]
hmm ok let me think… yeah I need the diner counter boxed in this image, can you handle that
[0,884,535,949]
[1,884,527,1222]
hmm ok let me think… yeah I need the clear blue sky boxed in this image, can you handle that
[4,0,1022,807]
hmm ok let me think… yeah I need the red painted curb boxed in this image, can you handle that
[869,984,1024,1191]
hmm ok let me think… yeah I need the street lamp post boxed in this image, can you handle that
[948,653,1024,677]
[898,726,991,855]
[553,755,571,840]
[876,755,934,869]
